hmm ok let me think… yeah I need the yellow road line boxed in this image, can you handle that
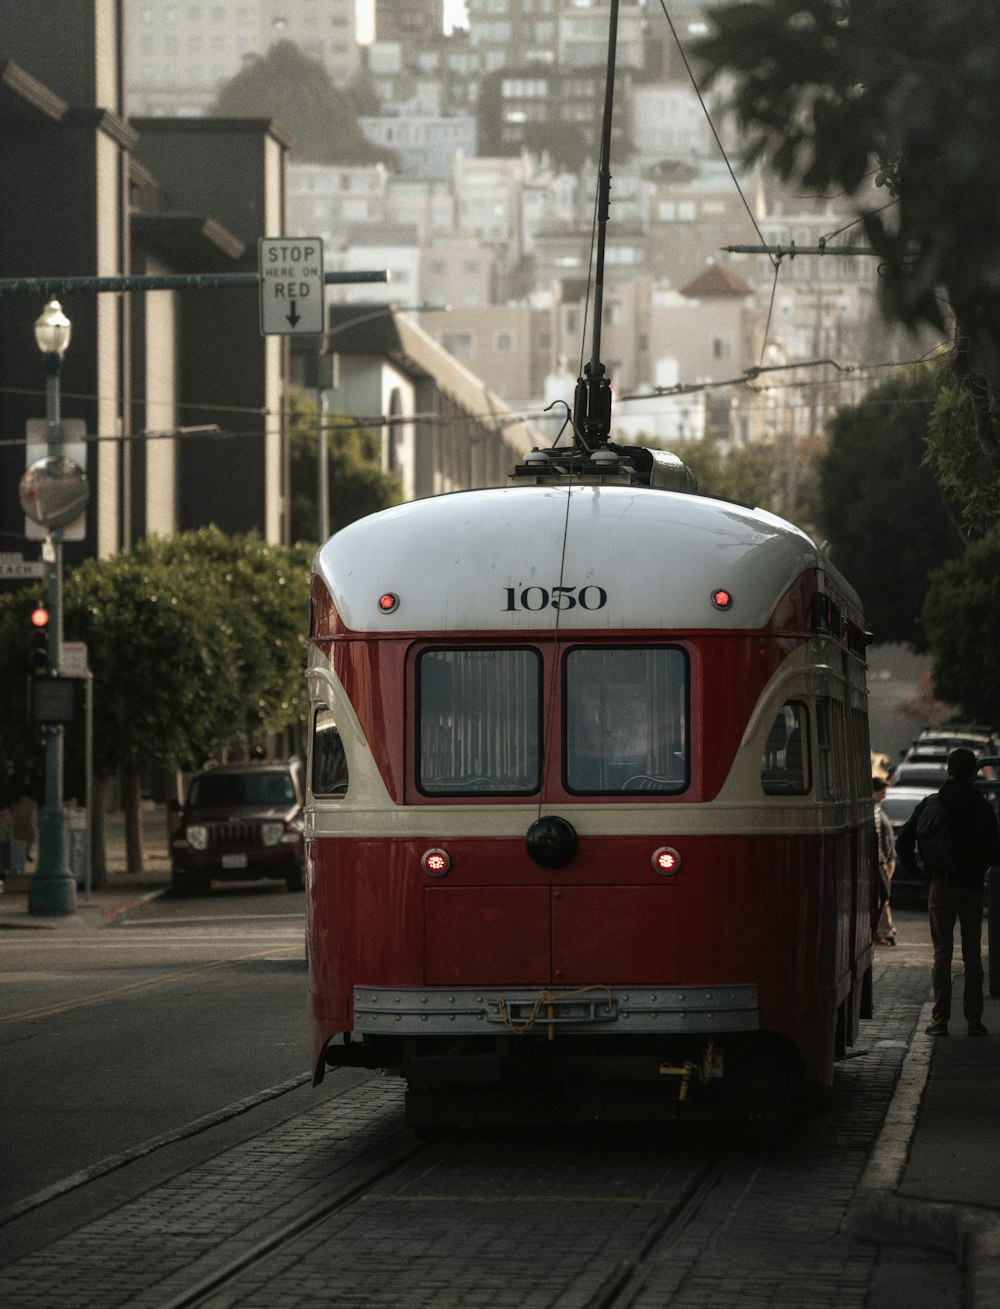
[0,947,299,1023]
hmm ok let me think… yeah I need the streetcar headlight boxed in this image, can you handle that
[261,822,284,847]
[186,824,208,851]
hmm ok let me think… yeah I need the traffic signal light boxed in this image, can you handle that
[30,605,50,674]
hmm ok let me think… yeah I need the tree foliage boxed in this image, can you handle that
[288,387,403,545]
[0,530,310,782]
[211,40,395,167]
[647,437,821,532]
[125,529,313,755]
[925,365,1000,538]
[694,1,1000,471]
[817,368,963,647]
[921,529,1000,725]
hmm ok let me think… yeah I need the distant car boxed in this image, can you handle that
[888,761,948,789]
[880,783,938,902]
[169,760,305,895]
[901,749,948,766]
[976,759,1000,998]
[914,728,1000,756]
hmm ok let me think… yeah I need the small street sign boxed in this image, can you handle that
[258,237,325,336]
[61,641,89,678]
[0,552,45,580]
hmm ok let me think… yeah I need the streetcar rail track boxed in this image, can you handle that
[583,1129,746,1308]
[156,1137,429,1309]
[155,1126,745,1309]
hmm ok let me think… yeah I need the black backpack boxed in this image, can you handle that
[915,796,959,880]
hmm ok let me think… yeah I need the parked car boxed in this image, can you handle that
[976,759,1000,998]
[888,761,948,789]
[901,748,948,766]
[914,727,1000,756]
[169,760,305,895]
[880,783,938,902]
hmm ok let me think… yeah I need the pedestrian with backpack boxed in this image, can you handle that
[897,747,1000,1036]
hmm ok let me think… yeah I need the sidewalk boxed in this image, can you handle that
[0,801,171,926]
[848,988,1000,1309]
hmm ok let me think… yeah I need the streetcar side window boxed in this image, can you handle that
[564,646,688,794]
[312,706,349,798]
[417,648,541,794]
[761,702,810,795]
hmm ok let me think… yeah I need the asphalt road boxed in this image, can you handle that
[1,883,312,1214]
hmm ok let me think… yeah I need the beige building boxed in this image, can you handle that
[125,0,362,117]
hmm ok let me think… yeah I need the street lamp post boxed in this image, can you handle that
[29,299,76,916]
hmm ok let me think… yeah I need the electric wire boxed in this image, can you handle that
[656,0,777,267]
[0,350,947,451]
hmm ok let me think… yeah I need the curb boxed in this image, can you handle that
[846,1000,1000,1309]
[0,885,169,929]
[100,886,170,922]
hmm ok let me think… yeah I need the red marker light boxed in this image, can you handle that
[378,592,399,613]
[421,848,450,877]
[30,606,49,627]
[711,589,733,611]
[652,846,681,876]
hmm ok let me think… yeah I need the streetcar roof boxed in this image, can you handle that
[313,484,859,633]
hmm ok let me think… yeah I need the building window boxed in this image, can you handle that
[496,332,513,351]
[441,332,474,359]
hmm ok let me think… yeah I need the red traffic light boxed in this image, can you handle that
[30,606,50,674]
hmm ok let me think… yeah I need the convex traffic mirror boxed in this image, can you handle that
[19,456,89,529]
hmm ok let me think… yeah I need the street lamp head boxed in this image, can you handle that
[34,299,72,357]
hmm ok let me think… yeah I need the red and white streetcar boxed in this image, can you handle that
[304,443,875,1126]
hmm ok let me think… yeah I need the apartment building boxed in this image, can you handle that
[125,0,361,117]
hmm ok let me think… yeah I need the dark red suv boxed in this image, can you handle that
[169,760,305,894]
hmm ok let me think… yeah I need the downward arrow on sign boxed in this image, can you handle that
[286,300,301,327]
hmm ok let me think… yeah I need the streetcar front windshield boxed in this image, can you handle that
[565,647,688,794]
[418,648,541,794]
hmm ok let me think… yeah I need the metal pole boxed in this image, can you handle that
[317,385,330,544]
[29,352,76,915]
[84,669,93,897]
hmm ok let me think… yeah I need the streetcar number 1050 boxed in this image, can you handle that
[503,585,608,611]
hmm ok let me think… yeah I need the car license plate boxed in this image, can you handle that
[222,853,248,869]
